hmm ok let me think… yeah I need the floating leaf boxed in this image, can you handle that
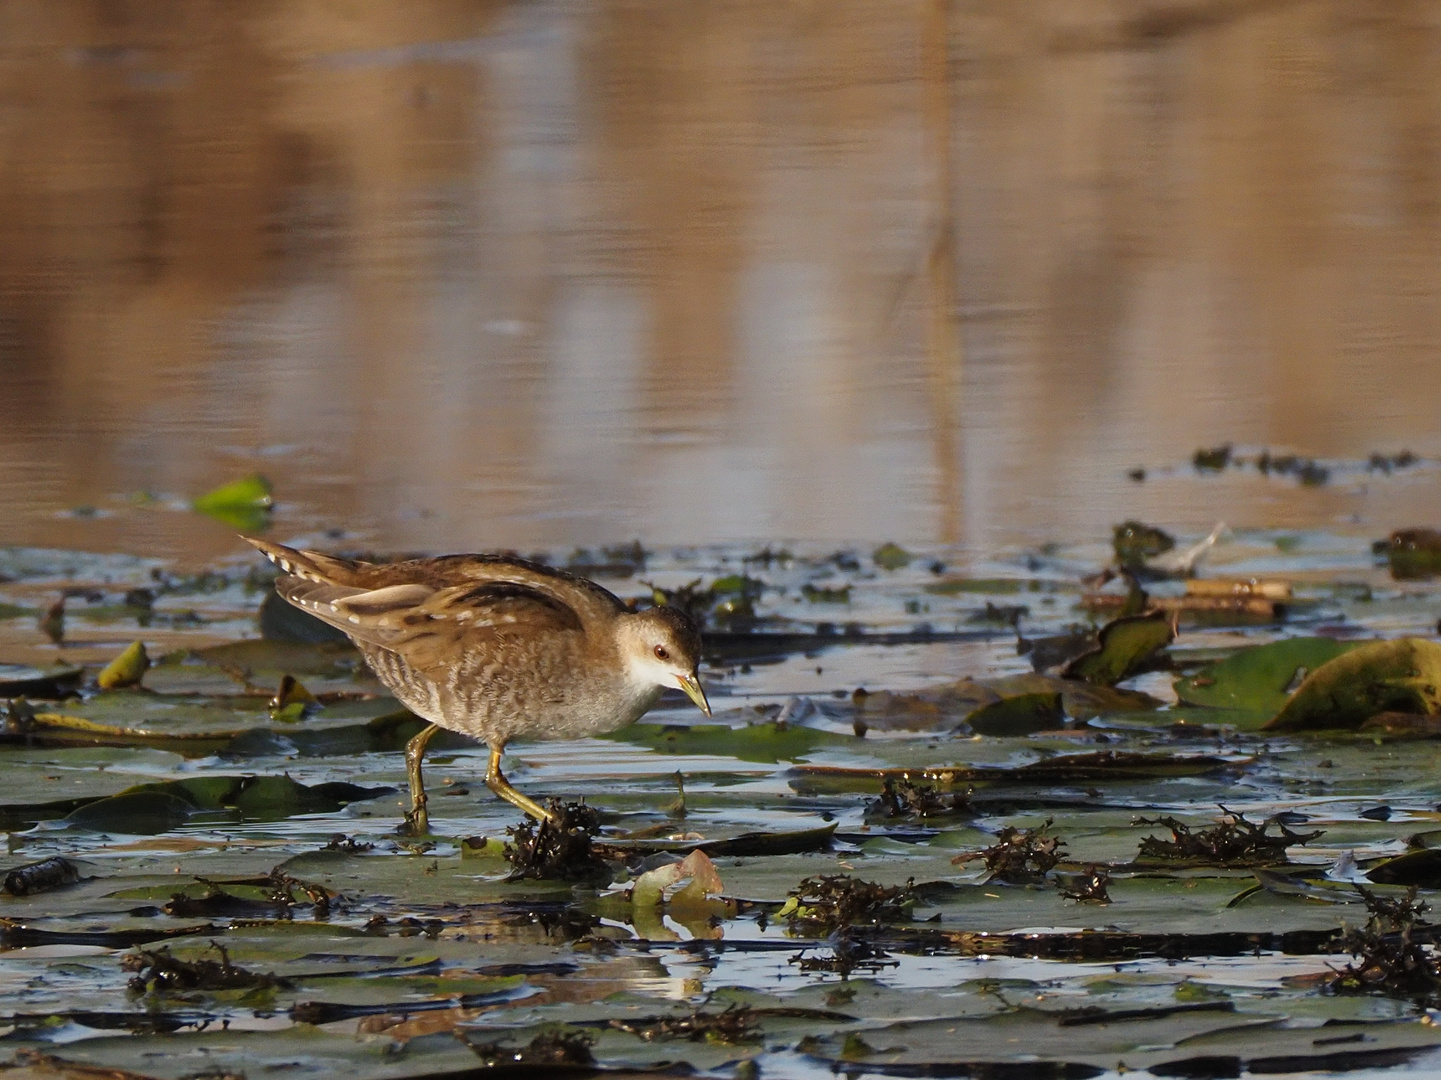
[0,666,83,699]
[924,577,1027,595]
[62,790,196,834]
[872,542,912,571]
[604,721,851,764]
[269,674,318,723]
[631,849,725,908]
[1174,637,1359,727]
[1061,610,1174,686]
[963,691,1064,737]
[1365,849,1441,888]
[1265,638,1441,732]
[97,641,150,690]
[192,474,273,532]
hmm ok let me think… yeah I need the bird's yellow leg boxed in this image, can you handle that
[400,722,441,836]
[484,747,557,824]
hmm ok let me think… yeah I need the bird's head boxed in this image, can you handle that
[618,606,709,716]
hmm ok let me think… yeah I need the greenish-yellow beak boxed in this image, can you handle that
[678,673,711,717]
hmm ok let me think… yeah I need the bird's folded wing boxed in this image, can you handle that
[275,575,585,659]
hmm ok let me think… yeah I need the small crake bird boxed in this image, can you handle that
[244,537,709,833]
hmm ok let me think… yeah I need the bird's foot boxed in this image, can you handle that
[397,795,430,837]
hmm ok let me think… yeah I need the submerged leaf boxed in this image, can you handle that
[1061,610,1174,686]
[192,473,273,531]
[963,691,1065,736]
[1265,638,1441,732]
[97,641,150,690]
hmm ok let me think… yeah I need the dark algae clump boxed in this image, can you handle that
[504,799,610,881]
[468,1029,597,1068]
[608,1003,761,1043]
[1135,807,1322,866]
[124,941,291,994]
[957,817,1066,884]
[869,775,971,819]
[1330,887,1441,1007]
[782,874,916,933]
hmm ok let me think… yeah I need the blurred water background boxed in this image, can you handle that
[1,1,1439,564]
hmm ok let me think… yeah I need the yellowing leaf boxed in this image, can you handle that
[96,641,149,690]
[1264,637,1441,732]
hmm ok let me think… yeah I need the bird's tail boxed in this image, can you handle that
[242,536,368,586]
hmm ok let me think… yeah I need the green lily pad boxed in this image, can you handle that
[1264,637,1441,732]
[62,790,196,834]
[192,474,274,532]
[1174,637,1359,728]
[1061,611,1174,686]
[964,692,1065,737]
[605,721,852,764]
[872,543,912,571]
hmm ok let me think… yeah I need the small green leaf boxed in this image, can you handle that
[1061,611,1174,686]
[192,474,273,532]
[872,542,912,571]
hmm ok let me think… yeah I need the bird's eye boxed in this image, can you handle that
[653,645,670,661]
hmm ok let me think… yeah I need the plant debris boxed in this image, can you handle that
[2,855,81,896]
[1135,807,1322,866]
[504,801,610,882]
[1193,444,1233,472]
[780,875,916,934]
[162,868,336,919]
[123,941,291,994]
[869,776,971,819]
[1329,887,1441,1006]
[467,1029,596,1069]
[1057,865,1112,904]
[608,1003,760,1043]
[955,818,1065,884]
[790,929,898,978]
[322,833,374,853]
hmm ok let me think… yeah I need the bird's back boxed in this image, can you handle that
[246,538,634,743]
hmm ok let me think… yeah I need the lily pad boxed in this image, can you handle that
[963,691,1065,736]
[604,720,852,764]
[1174,637,1359,728]
[1264,637,1441,732]
[1061,611,1174,686]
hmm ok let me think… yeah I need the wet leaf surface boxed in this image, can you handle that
[3,538,1441,1075]
[1266,638,1441,732]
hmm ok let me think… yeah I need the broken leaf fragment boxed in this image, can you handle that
[192,473,273,532]
[630,849,725,908]
[1265,637,1441,732]
[97,641,149,690]
[269,673,318,723]
[1060,610,1173,686]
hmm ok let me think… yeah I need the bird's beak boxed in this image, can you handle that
[677,672,711,717]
